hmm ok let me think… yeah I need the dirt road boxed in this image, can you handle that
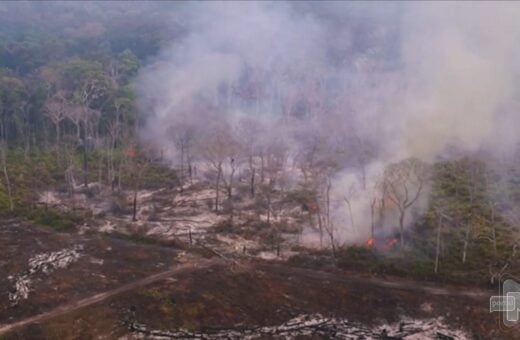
[0,258,218,336]
[0,256,493,336]
[258,262,492,300]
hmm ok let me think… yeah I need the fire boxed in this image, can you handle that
[364,236,398,251]
[126,147,137,158]
[384,238,398,250]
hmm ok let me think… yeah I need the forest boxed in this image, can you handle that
[0,2,519,339]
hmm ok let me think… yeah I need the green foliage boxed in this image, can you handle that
[118,49,140,81]
[0,2,171,152]
[121,161,180,190]
[335,246,381,272]
[26,207,83,232]
[401,156,520,284]
[62,59,108,92]
[284,188,316,208]
[0,149,59,217]
[0,2,174,73]
[0,72,27,142]
[0,185,13,214]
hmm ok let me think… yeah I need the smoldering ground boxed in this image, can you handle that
[137,2,520,245]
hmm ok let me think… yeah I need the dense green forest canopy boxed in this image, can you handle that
[0,2,184,222]
[0,2,184,150]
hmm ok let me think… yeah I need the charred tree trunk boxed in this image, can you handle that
[267,192,271,225]
[188,163,193,184]
[260,154,265,183]
[0,143,13,212]
[490,204,497,258]
[83,134,88,188]
[117,161,122,191]
[98,149,103,185]
[370,198,376,238]
[215,163,222,212]
[132,186,138,222]
[462,223,470,264]
[435,214,442,274]
[65,166,75,198]
[344,196,355,233]
[109,135,116,192]
[316,203,323,248]
[179,144,185,180]
[229,202,234,227]
[398,208,405,249]
[462,191,474,264]
[249,156,255,197]
[326,179,336,256]
[360,163,367,190]
[55,123,61,145]
[379,185,386,229]
[64,144,76,197]
[266,179,274,225]
[55,123,61,165]
[250,168,256,197]
[228,158,235,199]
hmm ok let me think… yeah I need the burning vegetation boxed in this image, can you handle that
[0,2,519,339]
[365,235,399,252]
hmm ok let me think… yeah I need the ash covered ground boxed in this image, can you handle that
[0,178,514,339]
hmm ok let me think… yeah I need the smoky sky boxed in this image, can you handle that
[136,1,520,241]
[138,2,520,162]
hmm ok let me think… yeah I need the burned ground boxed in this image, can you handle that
[0,181,517,339]
[1,255,515,339]
[0,220,179,325]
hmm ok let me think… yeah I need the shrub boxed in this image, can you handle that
[27,207,84,232]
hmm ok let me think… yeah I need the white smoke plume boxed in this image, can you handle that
[137,2,520,244]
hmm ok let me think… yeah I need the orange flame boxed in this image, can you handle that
[384,238,398,250]
[126,147,137,158]
[365,236,398,251]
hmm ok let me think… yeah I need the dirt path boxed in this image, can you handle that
[0,256,492,336]
[258,262,493,300]
[0,258,218,336]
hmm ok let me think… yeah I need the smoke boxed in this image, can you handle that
[137,2,520,244]
[398,2,520,159]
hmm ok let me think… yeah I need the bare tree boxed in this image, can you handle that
[0,141,13,212]
[126,146,148,222]
[351,136,375,190]
[294,130,338,247]
[107,98,135,192]
[343,183,358,235]
[367,177,385,238]
[432,208,452,274]
[295,130,342,248]
[106,113,121,190]
[261,137,289,225]
[44,92,68,145]
[384,158,430,248]
[434,213,443,274]
[198,125,240,212]
[168,119,198,184]
[62,140,77,198]
[237,117,264,197]
[83,108,101,187]
[323,174,338,256]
